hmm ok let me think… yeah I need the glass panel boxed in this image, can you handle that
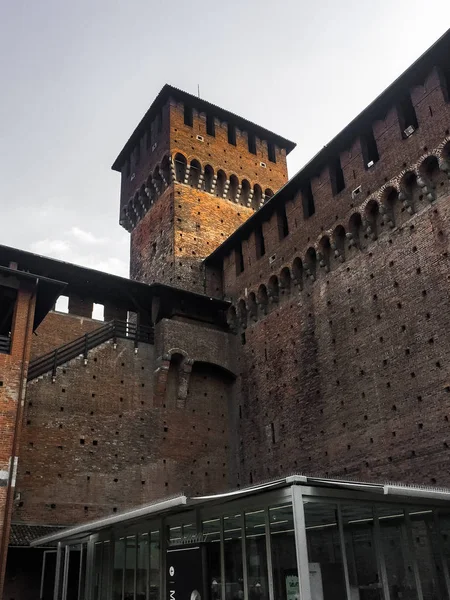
[224,513,244,600]
[270,504,298,600]
[341,503,382,600]
[100,541,111,600]
[79,544,88,600]
[376,505,417,600]
[113,538,125,600]
[183,522,197,538]
[435,510,450,599]
[305,502,346,600]
[125,536,136,600]
[169,526,182,545]
[409,509,441,600]
[203,518,221,600]
[93,543,103,600]
[150,530,160,600]
[137,534,149,600]
[67,546,82,600]
[245,509,269,600]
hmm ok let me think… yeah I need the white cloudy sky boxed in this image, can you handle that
[1,1,449,278]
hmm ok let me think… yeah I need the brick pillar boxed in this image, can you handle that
[68,294,93,318]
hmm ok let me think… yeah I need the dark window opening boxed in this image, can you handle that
[248,132,256,155]
[0,286,17,354]
[438,63,450,103]
[135,143,140,166]
[302,181,315,218]
[255,224,266,259]
[157,109,163,132]
[184,104,193,127]
[330,157,345,195]
[146,128,152,149]
[125,160,130,178]
[397,94,419,137]
[206,114,215,137]
[277,205,289,239]
[236,244,245,275]
[361,128,380,168]
[268,142,276,163]
[227,123,236,145]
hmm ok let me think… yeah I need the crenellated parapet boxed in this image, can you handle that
[228,138,450,330]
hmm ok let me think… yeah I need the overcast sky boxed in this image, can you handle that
[1,1,449,278]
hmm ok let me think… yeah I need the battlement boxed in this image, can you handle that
[113,84,295,232]
[205,29,450,301]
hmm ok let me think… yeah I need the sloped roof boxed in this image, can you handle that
[9,523,66,547]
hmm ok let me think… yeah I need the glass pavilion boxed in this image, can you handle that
[32,475,450,600]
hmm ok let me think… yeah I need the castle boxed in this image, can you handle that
[1,29,450,600]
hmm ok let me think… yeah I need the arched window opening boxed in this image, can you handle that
[174,153,187,183]
[332,225,346,263]
[279,267,291,296]
[257,285,268,315]
[161,156,171,186]
[268,276,279,303]
[440,142,450,182]
[365,200,380,241]
[153,166,163,193]
[237,299,248,330]
[248,293,258,322]
[189,159,201,189]
[292,257,303,289]
[240,179,251,206]
[419,155,443,200]
[382,187,401,229]
[227,175,239,201]
[227,306,238,333]
[203,165,214,193]
[318,236,331,272]
[252,185,262,209]
[399,171,419,214]
[348,213,362,250]
[215,170,226,198]
[264,189,274,203]
[305,247,317,281]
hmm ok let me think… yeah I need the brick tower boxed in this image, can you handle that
[112,85,296,295]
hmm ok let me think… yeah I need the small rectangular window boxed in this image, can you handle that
[361,128,379,168]
[184,105,193,127]
[397,94,418,137]
[268,142,276,163]
[228,123,236,146]
[302,181,315,218]
[330,156,345,195]
[236,244,244,275]
[255,224,266,259]
[248,132,256,155]
[206,114,215,137]
[277,205,289,239]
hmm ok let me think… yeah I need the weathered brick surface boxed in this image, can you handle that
[30,312,103,360]
[0,284,36,595]
[15,324,233,525]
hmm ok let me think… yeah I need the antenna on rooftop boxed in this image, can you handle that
[198,84,200,98]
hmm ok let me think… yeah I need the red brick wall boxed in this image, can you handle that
[15,330,233,526]
[30,312,104,360]
[0,283,36,596]
[220,68,450,298]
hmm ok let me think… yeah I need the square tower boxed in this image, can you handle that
[112,85,296,294]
